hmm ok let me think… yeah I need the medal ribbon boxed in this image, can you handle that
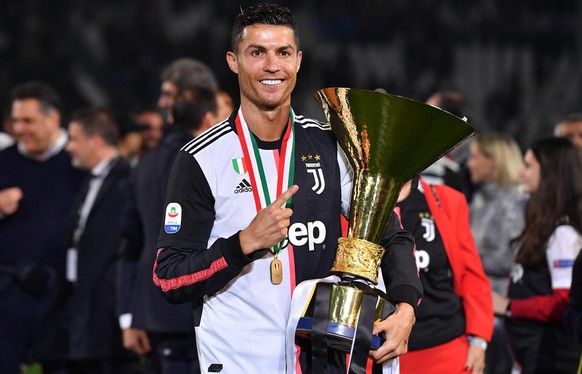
[235,109,296,255]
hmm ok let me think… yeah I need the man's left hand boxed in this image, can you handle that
[368,302,415,364]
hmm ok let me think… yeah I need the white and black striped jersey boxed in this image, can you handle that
[505,225,582,372]
[154,108,420,373]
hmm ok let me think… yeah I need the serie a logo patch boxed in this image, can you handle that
[553,259,574,268]
[164,202,182,234]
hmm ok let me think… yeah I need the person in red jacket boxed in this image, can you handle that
[397,176,493,374]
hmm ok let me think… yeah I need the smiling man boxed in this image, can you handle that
[0,81,86,373]
[59,108,138,373]
[153,4,421,373]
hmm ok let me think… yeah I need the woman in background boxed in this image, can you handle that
[467,132,527,373]
[467,132,527,295]
[492,137,582,373]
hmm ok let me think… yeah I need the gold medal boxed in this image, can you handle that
[270,257,283,285]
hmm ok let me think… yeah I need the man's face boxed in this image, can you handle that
[66,121,97,170]
[557,120,582,153]
[137,110,164,150]
[227,24,302,111]
[216,92,234,121]
[158,81,178,110]
[11,98,60,156]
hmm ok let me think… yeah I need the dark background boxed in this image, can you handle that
[1,0,580,147]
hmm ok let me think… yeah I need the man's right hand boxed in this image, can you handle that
[239,185,298,255]
[0,187,23,216]
[123,327,151,355]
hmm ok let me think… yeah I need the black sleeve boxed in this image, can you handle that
[379,211,423,312]
[116,169,143,317]
[153,150,253,304]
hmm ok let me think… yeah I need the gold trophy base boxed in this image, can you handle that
[296,282,394,352]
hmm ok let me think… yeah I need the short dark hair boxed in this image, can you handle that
[559,112,582,123]
[70,107,119,146]
[10,81,61,114]
[231,3,299,53]
[554,112,582,136]
[427,91,465,118]
[160,58,218,92]
[172,87,218,132]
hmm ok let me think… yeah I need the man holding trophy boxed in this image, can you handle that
[153,3,474,373]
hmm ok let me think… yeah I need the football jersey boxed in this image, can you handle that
[506,224,582,372]
[155,109,351,373]
[396,183,465,350]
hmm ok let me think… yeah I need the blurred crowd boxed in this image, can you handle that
[1,1,581,145]
[0,58,235,374]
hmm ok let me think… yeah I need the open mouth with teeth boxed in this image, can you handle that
[260,79,283,86]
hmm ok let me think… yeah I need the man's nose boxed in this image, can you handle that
[264,53,280,72]
[12,121,25,134]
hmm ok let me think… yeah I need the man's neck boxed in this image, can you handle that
[240,103,290,142]
[19,129,67,161]
[90,148,118,175]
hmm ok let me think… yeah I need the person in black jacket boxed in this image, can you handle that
[53,107,139,374]
[0,82,86,373]
[117,86,231,374]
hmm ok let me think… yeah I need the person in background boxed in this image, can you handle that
[135,105,164,153]
[157,58,219,125]
[0,81,86,373]
[55,108,139,374]
[153,3,420,373]
[466,132,526,374]
[397,176,493,374]
[215,90,235,121]
[564,251,582,345]
[117,86,231,374]
[0,110,14,150]
[116,116,148,167]
[422,90,472,200]
[467,133,527,292]
[492,137,582,373]
[554,112,582,154]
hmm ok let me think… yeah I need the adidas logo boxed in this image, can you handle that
[234,179,252,194]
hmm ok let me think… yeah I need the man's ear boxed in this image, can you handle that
[47,110,61,130]
[226,51,239,74]
[201,111,218,132]
[296,50,303,73]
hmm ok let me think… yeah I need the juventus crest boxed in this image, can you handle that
[301,154,325,195]
[420,212,435,242]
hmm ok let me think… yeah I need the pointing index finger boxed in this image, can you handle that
[272,185,299,208]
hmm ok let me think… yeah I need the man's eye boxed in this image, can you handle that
[251,50,262,56]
